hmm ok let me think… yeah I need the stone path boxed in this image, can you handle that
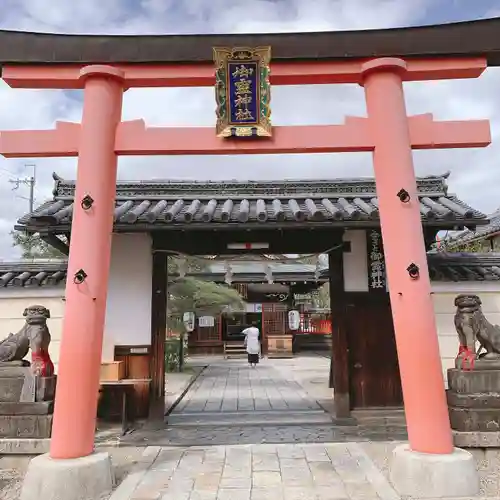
[169,361,332,426]
[120,357,407,447]
[110,443,400,500]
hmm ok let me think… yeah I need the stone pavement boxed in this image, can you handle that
[110,442,400,500]
[119,356,407,447]
[3,356,500,499]
[168,360,332,426]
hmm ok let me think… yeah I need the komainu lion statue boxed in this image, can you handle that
[0,305,54,376]
[454,294,500,370]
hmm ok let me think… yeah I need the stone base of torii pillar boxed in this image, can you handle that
[389,444,479,498]
[20,452,114,500]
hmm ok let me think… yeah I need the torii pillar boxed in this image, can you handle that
[362,58,478,497]
[362,59,453,454]
[19,66,125,500]
[48,66,125,459]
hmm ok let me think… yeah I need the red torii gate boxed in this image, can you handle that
[0,58,490,463]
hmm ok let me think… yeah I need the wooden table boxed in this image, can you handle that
[99,378,151,435]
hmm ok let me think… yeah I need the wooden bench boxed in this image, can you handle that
[223,341,247,359]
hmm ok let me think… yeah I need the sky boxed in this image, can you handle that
[1,0,500,258]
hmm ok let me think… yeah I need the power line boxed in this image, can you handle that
[0,167,16,179]
[9,164,37,258]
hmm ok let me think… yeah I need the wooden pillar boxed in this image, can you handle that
[328,235,350,419]
[361,58,453,454]
[150,248,168,418]
[50,66,124,459]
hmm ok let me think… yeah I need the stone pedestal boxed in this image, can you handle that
[0,361,55,438]
[20,452,114,500]
[447,368,500,432]
[389,443,479,498]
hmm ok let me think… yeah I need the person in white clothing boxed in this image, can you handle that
[243,321,261,367]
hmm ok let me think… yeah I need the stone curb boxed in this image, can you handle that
[164,365,206,417]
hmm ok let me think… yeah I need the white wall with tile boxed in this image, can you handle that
[0,232,153,373]
[342,229,500,387]
[432,282,500,387]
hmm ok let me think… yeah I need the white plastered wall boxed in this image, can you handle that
[0,287,65,373]
[104,232,153,351]
[432,282,500,387]
[342,229,500,388]
[0,232,153,373]
[343,230,369,292]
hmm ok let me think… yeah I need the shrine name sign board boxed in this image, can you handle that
[213,46,272,138]
[367,229,387,292]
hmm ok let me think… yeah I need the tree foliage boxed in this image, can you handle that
[167,255,208,276]
[443,239,488,254]
[313,282,330,309]
[169,277,245,317]
[166,256,245,332]
[11,231,65,259]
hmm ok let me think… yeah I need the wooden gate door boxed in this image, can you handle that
[345,294,403,408]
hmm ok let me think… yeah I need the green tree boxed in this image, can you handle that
[444,239,487,253]
[166,256,245,332]
[314,282,330,309]
[168,277,245,319]
[11,231,65,259]
[167,255,208,276]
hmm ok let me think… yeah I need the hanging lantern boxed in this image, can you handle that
[183,312,195,332]
[288,310,300,331]
[224,262,233,285]
[178,257,187,278]
[265,264,274,284]
[314,255,321,280]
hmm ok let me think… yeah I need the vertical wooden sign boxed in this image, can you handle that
[367,229,387,292]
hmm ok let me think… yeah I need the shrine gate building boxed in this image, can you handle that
[15,173,487,416]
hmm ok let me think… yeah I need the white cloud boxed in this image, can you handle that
[0,0,498,258]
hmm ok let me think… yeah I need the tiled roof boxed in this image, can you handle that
[0,261,67,288]
[445,207,500,247]
[427,253,500,282]
[16,174,487,231]
[0,260,325,288]
[3,254,500,288]
[183,262,328,283]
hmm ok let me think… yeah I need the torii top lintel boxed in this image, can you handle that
[0,17,499,66]
[0,19,494,157]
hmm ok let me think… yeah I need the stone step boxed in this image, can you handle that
[0,415,52,438]
[174,409,327,416]
[351,408,406,428]
[354,415,406,424]
[0,402,53,415]
[351,407,405,417]
[166,410,334,427]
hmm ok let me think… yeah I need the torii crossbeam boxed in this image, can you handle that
[0,112,490,157]
[0,57,491,462]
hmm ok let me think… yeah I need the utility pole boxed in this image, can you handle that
[10,164,36,257]
[9,164,36,212]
